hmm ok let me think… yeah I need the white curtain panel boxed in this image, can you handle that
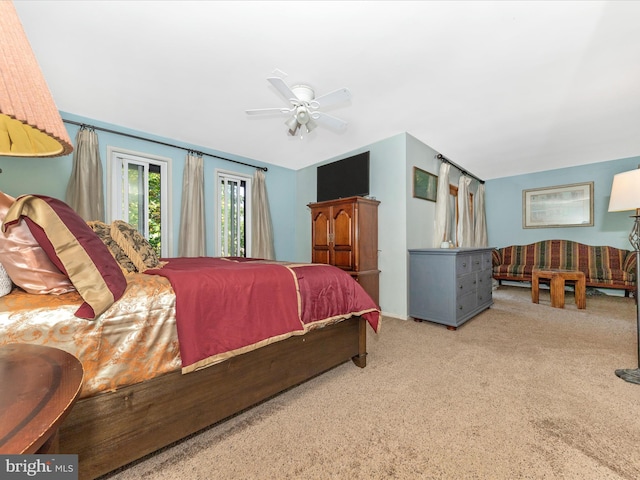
[457,175,474,247]
[178,153,205,257]
[433,162,451,247]
[251,169,276,260]
[65,127,105,221]
[474,183,488,247]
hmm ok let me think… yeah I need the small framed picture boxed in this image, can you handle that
[413,167,438,202]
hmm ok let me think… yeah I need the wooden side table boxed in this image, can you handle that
[0,344,83,454]
[532,269,586,309]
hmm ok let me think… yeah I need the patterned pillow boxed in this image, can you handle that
[0,191,74,294]
[87,221,138,274]
[3,195,127,319]
[110,220,163,273]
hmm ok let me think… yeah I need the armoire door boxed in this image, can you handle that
[331,202,355,270]
[311,205,331,265]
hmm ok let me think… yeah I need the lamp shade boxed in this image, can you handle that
[0,1,73,157]
[608,168,640,212]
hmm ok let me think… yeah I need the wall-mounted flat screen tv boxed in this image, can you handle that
[316,151,370,202]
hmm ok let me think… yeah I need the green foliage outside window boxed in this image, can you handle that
[127,166,162,257]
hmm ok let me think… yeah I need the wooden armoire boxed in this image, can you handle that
[308,196,380,306]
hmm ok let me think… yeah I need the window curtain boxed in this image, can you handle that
[251,169,275,260]
[457,175,474,247]
[65,127,104,221]
[178,153,205,257]
[474,183,488,247]
[433,162,451,247]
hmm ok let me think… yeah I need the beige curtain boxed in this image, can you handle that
[251,169,275,260]
[178,153,205,257]
[457,176,474,247]
[474,183,488,247]
[433,162,451,247]
[65,127,104,221]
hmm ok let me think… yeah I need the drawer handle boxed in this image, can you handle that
[458,305,464,310]
[462,262,467,267]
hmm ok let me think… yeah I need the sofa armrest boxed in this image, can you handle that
[492,248,502,268]
[623,250,638,282]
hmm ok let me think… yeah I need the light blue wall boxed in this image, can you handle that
[294,132,490,320]
[0,112,297,260]
[406,134,441,250]
[295,134,408,318]
[486,156,640,250]
[5,109,637,318]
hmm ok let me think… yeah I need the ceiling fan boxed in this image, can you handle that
[246,77,352,137]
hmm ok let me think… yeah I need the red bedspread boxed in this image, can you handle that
[145,257,380,372]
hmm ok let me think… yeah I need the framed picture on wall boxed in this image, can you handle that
[413,167,438,202]
[523,181,594,228]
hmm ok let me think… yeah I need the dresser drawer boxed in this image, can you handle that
[456,291,478,321]
[477,270,492,290]
[456,255,473,275]
[482,252,493,270]
[470,254,485,272]
[456,273,477,298]
[477,283,492,306]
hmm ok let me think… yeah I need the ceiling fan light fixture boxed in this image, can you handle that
[285,116,300,136]
[288,124,300,136]
[305,118,317,134]
[295,106,310,125]
[284,115,298,131]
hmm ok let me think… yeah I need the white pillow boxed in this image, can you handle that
[0,262,13,297]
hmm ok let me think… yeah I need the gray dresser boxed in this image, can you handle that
[408,248,494,329]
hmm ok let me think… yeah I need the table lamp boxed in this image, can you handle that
[608,167,640,384]
[0,1,72,157]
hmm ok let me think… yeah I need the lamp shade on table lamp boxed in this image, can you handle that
[0,1,73,157]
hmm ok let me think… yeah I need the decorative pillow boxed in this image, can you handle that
[87,221,138,274]
[110,220,163,273]
[3,195,127,319]
[0,191,74,295]
[0,262,13,297]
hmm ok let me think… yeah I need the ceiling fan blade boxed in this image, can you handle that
[312,88,352,108]
[245,107,291,115]
[311,111,348,131]
[267,77,299,103]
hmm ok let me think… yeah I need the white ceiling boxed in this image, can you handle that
[13,0,640,180]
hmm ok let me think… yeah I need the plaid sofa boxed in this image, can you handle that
[492,239,637,295]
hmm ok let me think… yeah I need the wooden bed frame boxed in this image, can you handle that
[59,316,368,480]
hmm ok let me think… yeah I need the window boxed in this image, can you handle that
[448,184,473,246]
[107,147,171,257]
[216,170,252,257]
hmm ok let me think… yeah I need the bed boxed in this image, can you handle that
[0,194,380,479]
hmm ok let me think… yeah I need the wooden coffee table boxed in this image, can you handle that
[0,344,83,454]
[532,268,586,309]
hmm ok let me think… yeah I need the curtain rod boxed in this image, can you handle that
[63,119,268,172]
[435,153,484,184]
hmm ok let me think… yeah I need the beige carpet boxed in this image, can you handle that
[102,286,640,479]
